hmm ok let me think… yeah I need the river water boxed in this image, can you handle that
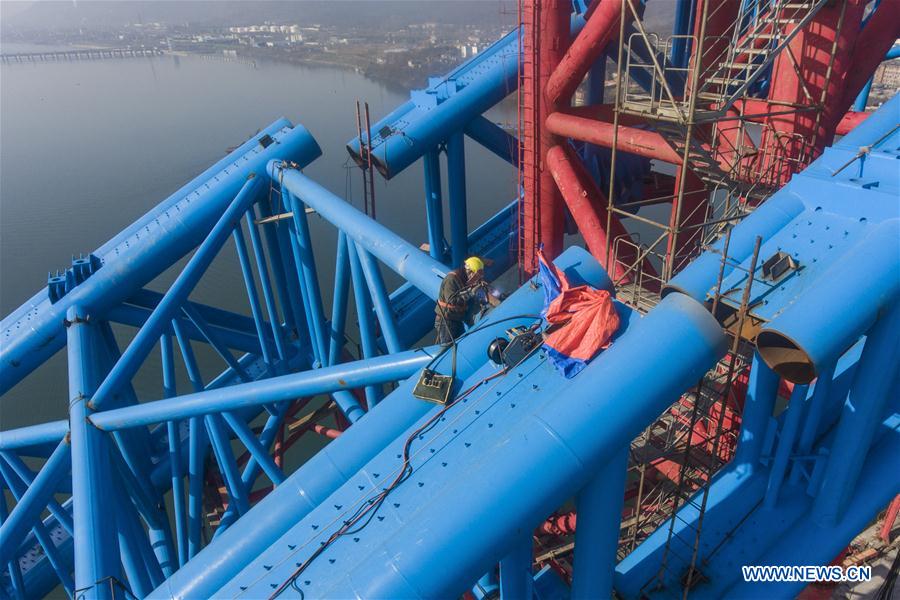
[0,48,518,429]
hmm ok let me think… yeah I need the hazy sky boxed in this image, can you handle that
[1,1,520,32]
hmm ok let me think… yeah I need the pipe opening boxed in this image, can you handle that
[344,144,392,180]
[756,330,816,384]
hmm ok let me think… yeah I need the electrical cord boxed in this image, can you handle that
[267,332,545,599]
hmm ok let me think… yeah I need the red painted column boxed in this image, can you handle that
[521,0,571,272]
[764,0,867,184]
[540,1,572,265]
[547,144,648,281]
[545,0,625,106]
[834,0,900,128]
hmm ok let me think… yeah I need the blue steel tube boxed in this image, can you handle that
[756,218,900,383]
[152,246,611,600]
[66,306,122,598]
[669,0,694,68]
[269,162,448,300]
[286,190,329,363]
[0,453,74,536]
[423,150,446,262]
[161,334,188,568]
[205,414,250,515]
[0,492,27,599]
[732,353,780,473]
[107,446,175,579]
[323,294,725,599]
[345,28,520,178]
[763,384,809,509]
[499,533,533,600]
[571,448,629,599]
[0,421,68,453]
[812,302,900,525]
[220,412,285,485]
[90,348,432,430]
[663,193,805,301]
[447,131,469,268]
[464,116,519,168]
[328,231,352,366]
[275,218,310,347]
[89,175,263,411]
[232,225,275,373]
[791,362,836,485]
[257,200,299,334]
[174,319,209,560]
[0,461,75,597]
[245,208,288,365]
[0,440,71,566]
[358,245,403,354]
[279,190,321,364]
[348,242,382,408]
[113,483,155,597]
[186,416,206,560]
[0,123,321,395]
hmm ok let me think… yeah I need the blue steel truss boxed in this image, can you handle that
[0,7,897,598]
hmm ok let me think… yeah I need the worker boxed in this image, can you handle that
[434,256,499,345]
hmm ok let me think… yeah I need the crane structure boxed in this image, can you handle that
[1,1,898,598]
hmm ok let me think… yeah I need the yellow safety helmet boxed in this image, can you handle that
[464,256,485,273]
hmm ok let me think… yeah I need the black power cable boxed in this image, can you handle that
[268,323,544,599]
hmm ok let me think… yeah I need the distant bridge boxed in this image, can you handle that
[0,48,164,64]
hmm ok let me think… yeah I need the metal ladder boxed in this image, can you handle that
[692,0,829,119]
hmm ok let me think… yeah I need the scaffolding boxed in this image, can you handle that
[606,0,841,312]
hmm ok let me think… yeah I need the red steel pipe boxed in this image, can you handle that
[539,511,577,536]
[545,0,626,106]
[521,0,571,271]
[880,494,900,544]
[312,424,342,440]
[545,112,682,164]
[547,144,653,281]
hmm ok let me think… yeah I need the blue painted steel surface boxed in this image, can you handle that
[346,27,521,178]
[91,176,263,411]
[732,352,780,472]
[90,349,435,430]
[615,96,900,599]
[571,449,629,600]
[66,307,122,598]
[464,115,519,168]
[423,149,446,262]
[0,121,321,395]
[500,534,535,600]
[218,292,723,598]
[2,13,898,595]
[756,217,900,383]
[811,302,900,525]
[268,161,448,300]
[448,131,469,268]
[151,246,610,600]
[0,440,71,566]
[389,198,519,348]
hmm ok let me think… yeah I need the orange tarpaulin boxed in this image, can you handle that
[539,249,620,378]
